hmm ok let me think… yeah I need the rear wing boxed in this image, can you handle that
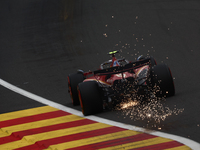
[93,58,151,76]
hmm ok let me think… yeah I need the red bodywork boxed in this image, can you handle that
[82,54,149,86]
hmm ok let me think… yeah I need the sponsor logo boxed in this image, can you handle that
[115,73,126,78]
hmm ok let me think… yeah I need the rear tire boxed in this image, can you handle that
[68,73,84,105]
[78,81,103,116]
[150,64,175,97]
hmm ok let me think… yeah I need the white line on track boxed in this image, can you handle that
[0,78,199,149]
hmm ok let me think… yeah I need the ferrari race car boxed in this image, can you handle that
[68,51,175,116]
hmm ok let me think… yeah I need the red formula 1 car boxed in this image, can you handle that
[68,51,175,116]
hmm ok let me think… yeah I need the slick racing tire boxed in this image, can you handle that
[138,56,157,66]
[68,73,84,105]
[78,81,103,116]
[150,64,175,97]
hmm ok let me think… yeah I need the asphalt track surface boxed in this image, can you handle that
[0,0,200,146]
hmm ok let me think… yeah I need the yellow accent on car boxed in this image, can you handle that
[109,51,118,55]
